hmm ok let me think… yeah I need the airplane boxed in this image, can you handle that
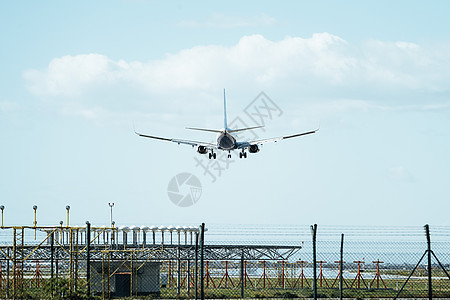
[135,90,318,159]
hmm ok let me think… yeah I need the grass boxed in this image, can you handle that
[158,276,450,299]
[1,273,450,299]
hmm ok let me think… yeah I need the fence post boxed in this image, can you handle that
[311,224,317,300]
[187,259,191,296]
[51,231,54,298]
[6,247,9,299]
[177,247,181,296]
[51,232,54,278]
[200,223,205,300]
[240,249,244,298]
[340,233,344,300]
[195,232,198,300]
[425,224,432,300]
[86,221,91,298]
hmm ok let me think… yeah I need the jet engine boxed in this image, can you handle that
[197,145,208,154]
[249,144,260,153]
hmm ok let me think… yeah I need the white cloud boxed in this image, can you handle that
[21,33,356,96]
[359,40,450,91]
[23,33,450,116]
[395,41,419,49]
[23,54,128,97]
[388,166,415,182]
[0,101,20,112]
[178,13,276,28]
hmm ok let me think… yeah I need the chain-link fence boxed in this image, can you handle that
[0,224,449,299]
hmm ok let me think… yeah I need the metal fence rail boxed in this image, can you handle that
[0,223,449,299]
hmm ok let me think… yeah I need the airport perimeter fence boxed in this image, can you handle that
[0,223,449,299]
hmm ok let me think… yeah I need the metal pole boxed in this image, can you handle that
[200,223,205,300]
[33,205,38,239]
[86,221,91,298]
[12,228,16,299]
[112,221,116,249]
[51,231,54,296]
[311,224,317,300]
[69,228,73,292]
[340,233,344,300]
[187,259,191,296]
[195,232,199,300]
[177,247,181,296]
[66,206,70,227]
[1,205,5,227]
[108,203,114,227]
[33,205,37,227]
[240,250,244,298]
[75,229,79,292]
[6,247,10,299]
[56,257,59,278]
[425,224,432,300]
[130,251,134,297]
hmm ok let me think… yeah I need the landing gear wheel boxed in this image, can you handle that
[228,154,231,158]
[244,152,247,158]
[208,153,212,159]
[239,152,242,159]
[213,153,217,159]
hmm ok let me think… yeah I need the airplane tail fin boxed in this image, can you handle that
[187,90,263,134]
[223,88,228,129]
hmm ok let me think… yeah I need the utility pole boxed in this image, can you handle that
[108,203,114,227]
[33,205,38,239]
[1,205,5,227]
[66,205,71,227]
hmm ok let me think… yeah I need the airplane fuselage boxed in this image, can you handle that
[216,129,236,150]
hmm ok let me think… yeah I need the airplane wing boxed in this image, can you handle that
[244,128,318,146]
[135,131,217,148]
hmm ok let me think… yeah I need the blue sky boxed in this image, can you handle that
[1,1,450,228]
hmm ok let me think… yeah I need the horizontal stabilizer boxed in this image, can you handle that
[186,127,223,133]
[228,126,264,133]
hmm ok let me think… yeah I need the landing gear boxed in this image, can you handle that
[208,152,217,159]
[228,151,231,159]
[239,151,247,159]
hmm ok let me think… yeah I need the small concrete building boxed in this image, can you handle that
[90,261,161,297]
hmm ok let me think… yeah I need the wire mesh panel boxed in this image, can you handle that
[197,224,450,299]
[0,224,449,299]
